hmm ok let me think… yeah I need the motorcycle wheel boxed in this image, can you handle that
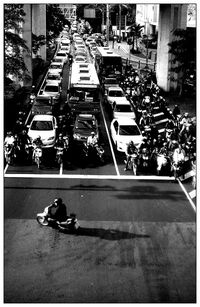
[35,156,40,169]
[36,215,49,226]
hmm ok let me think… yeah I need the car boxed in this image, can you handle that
[85,37,96,46]
[49,63,63,75]
[75,51,87,58]
[110,117,142,152]
[55,51,68,64]
[112,101,136,120]
[46,71,62,85]
[74,56,87,63]
[39,82,61,102]
[60,46,71,53]
[73,114,99,142]
[105,86,129,107]
[102,77,119,91]
[27,114,58,148]
[30,96,54,116]
[52,56,65,68]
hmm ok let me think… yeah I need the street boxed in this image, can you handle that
[4,176,196,303]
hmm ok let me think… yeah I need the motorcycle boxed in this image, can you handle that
[156,153,171,176]
[32,146,42,169]
[139,147,151,172]
[172,160,185,179]
[87,143,105,164]
[124,153,138,175]
[36,206,80,232]
[4,144,14,165]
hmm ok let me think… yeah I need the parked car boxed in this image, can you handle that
[27,114,58,148]
[110,117,142,152]
[112,101,136,120]
[73,114,99,142]
[105,86,129,107]
[55,51,68,64]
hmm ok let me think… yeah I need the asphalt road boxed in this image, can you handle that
[4,176,196,303]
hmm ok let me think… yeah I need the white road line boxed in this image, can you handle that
[177,178,196,212]
[60,163,63,175]
[100,101,120,176]
[4,164,9,174]
[4,173,172,180]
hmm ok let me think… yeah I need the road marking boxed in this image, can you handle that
[4,173,172,180]
[180,170,195,181]
[60,163,63,175]
[100,101,120,176]
[177,178,196,212]
[4,164,9,174]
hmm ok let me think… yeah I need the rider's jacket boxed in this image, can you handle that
[54,139,66,149]
[127,144,138,156]
[87,135,98,147]
[47,203,67,222]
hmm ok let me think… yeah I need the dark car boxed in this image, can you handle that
[31,96,54,116]
[73,114,99,142]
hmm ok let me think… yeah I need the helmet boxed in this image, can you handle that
[91,131,95,135]
[7,131,12,136]
[184,112,189,117]
[59,133,63,137]
[54,198,62,206]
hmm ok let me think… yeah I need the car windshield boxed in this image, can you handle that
[47,75,60,80]
[115,105,132,112]
[31,120,53,131]
[77,119,95,130]
[119,125,140,135]
[54,58,63,63]
[109,90,124,97]
[57,53,66,57]
[50,64,62,69]
[44,85,59,92]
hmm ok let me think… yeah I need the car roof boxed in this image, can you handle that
[31,114,54,121]
[114,100,132,106]
[77,114,94,119]
[108,86,123,91]
[113,117,137,125]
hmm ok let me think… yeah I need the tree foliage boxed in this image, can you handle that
[4,4,30,80]
[127,22,144,52]
[32,33,46,55]
[46,4,69,43]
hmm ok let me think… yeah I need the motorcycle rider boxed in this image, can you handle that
[4,131,15,147]
[18,129,31,149]
[172,143,186,165]
[55,133,68,150]
[32,136,43,160]
[124,140,138,171]
[46,198,68,223]
[87,131,98,148]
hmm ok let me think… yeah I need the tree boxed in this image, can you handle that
[46,4,69,45]
[4,4,30,80]
[127,22,144,53]
[32,33,46,55]
[168,28,196,96]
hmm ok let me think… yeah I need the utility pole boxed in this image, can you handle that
[106,4,109,45]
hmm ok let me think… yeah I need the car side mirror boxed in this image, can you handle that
[26,125,30,129]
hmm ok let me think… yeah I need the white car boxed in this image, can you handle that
[46,71,62,85]
[74,56,87,63]
[39,82,61,102]
[49,63,63,75]
[27,114,57,148]
[105,87,129,107]
[112,101,136,120]
[52,56,65,68]
[110,117,142,152]
[55,51,68,64]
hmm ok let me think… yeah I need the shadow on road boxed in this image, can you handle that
[59,227,150,241]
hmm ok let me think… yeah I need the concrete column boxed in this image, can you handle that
[32,4,46,61]
[22,4,32,87]
[156,4,187,92]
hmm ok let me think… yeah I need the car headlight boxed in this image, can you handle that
[48,136,55,141]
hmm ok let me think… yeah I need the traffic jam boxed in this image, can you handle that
[4,20,196,184]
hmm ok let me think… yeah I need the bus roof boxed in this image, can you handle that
[70,62,100,88]
[96,47,121,58]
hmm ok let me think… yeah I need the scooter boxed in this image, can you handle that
[124,153,138,175]
[36,207,80,232]
[32,146,42,169]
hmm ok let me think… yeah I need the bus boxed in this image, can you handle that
[95,46,122,80]
[67,62,101,117]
